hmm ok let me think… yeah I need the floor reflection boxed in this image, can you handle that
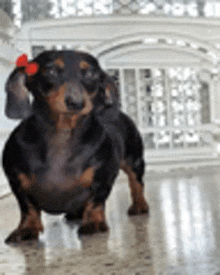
[2,168,220,274]
[148,169,220,274]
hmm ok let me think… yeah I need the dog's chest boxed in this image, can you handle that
[23,131,93,213]
[42,130,85,185]
[46,131,71,177]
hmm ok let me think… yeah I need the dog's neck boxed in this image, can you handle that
[50,112,81,130]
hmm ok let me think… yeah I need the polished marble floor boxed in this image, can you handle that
[1,166,220,274]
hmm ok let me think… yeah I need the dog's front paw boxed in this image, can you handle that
[78,221,108,235]
[128,201,149,216]
[5,228,39,244]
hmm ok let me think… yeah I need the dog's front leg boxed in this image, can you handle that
[5,179,43,244]
[78,200,108,235]
[78,170,116,235]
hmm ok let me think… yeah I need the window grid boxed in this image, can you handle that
[52,0,220,19]
[108,67,213,151]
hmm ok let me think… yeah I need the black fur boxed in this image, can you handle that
[3,50,149,243]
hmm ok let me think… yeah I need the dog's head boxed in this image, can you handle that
[5,50,119,119]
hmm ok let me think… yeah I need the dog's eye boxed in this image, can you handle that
[81,68,100,82]
[48,68,57,76]
[81,68,92,79]
[44,64,58,77]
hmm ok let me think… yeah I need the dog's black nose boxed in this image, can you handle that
[65,97,84,111]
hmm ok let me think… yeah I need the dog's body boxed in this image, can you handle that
[3,50,148,243]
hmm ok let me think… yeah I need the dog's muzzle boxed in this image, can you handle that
[65,96,84,111]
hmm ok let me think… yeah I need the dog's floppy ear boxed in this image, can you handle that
[5,69,31,119]
[102,73,120,106]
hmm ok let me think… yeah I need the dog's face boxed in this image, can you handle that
[5,50,118,119]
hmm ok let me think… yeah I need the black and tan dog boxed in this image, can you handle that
[3,50,149,243]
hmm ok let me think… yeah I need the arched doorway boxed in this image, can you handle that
[96,34,218,162]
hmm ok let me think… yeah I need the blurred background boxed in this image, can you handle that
[1,0,220,171]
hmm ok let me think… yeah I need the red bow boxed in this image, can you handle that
[16,54,39,76]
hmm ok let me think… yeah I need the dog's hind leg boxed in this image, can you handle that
[121,158,149,215]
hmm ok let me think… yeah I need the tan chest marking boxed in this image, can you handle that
[18,173,36,190]
[80,167,95,188]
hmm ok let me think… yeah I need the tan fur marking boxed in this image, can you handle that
[80,167,95,188]
[17,174,43,232]
[55,113,80,130]
[121,162,149,214]
[105,84,113,104]
[18,173,36,190]
[55,58,65,68]
[46,84,67,114]
[19,204,44,233]
[81,91,93,115]
[80,61,90,70]
[82,201,105,229]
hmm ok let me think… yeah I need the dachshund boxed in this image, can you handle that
[3,50,149,243]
